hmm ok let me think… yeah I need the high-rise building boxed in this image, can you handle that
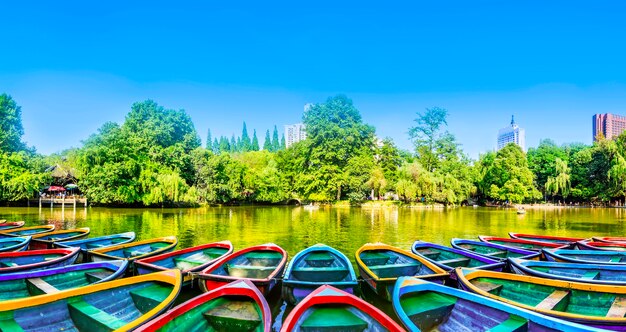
[497,115,526,151]
[284,123,306,148]
[593,113,626,141]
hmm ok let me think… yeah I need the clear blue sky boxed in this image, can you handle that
[2,1,626,158]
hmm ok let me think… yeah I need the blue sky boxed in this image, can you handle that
[2,1,626,157]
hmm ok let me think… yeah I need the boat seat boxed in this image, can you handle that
[123,249,149,258]
[607,296,626,318]
[130,285,172,313]
[203,299,261,331]
[360,252,396,266]
[0,319,25,332]
[535,290,570,311]
[43,256,58,261]
[86,243,106,249]
[203,248,227,258]
[174,257,205,270]
[459,244,476,251]
[438,257,471,268]
[488,315,528,332]
[225,264,274,279]
[485,251,507,257]
[304,252,335,267]
[0,261,18,267]
[401,292,456,331]
[472,281,503,294]
[299,307,368,332]
[26,277,59,295]
[610,257,623,263]
[85,271,114,283]
[150,243,169,251]
[246,252,282,266]
[417,249,441,259]
[68,299,127,331]
[580,270,600,280]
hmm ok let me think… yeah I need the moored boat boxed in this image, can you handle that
[576,241,626,251]
[509,232,587,245]
[197,243,287,296]
[0,247,80,273]
[392,276,601,332]
[593,237,626,243]
[280,285,406,332]
[0,269,181,331]
[0,260,129,301]
[479,235,570,251]
[90,236,178,264]
[509,257,626,286]
[0,224,55,237]
[283,243,358,305]
[456,267,626,330]
[543,249,626,265]
[136,279,271,332]
[0,220,25,231]
[135,240,234,284]
[0,236,31,252]
[450,238,540,260]
[412,241,505,272]
[29,227,91,249]
[355,243,447,301]
[55,231,136,262]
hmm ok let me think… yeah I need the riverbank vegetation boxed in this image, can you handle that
[1,92,626,206]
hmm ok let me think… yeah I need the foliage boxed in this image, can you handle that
[545,158,571,198]
[0,94,26,153]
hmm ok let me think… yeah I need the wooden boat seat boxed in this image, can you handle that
[292,266,349,282]
[610,257,623,263]
[360,252,396,266]
[459,244,477,251]
[225,264,274,279]
[485,251,507,257]
[203,248,227,258]
[203,300,261,331]
[472,281,503,294]
[174,257,205,265]
[489,315,528,332]
[580,270,600,280]
[86,243,106,249]
[417,249,441,259]
[368,262,420,278]
[245,252,282,266]
[85,271,114,283]
[129,285,172,313]
[607,296,626,318]
[123,249,150,258]
[304,252,335,267]
[150,243,169,251]
[68,299,127,331]
[438,257,471,268]
[0,319,25,332]
[535,290,570,311]
[26,277,60,295]
[0,261,18,267]
[299,307,368,332]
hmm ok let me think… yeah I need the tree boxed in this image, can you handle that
[263,130,272,151]
[212,138,220,154]
[251,129,260,151]
[527,139,568,192]
[546,157,571,199]
[481,144,541,203]
[272,125,280,152]
[206,129,212,150]
[409,107,448,172]
[280,134,286,150]
[230,135,237,153]
[0,94,26,153]
[240,122,251,152]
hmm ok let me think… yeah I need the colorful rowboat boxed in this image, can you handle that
[283,243,358,305]
[593,237,626,243]
[197,243,287,296]
[355,243,448,301]
[29,227,91,249]
[0,247,80,273]
[136,279,271,332]
[0,260,129,301]
[509,232,587,245]
[0,269,181,331]
[281,285,406,332]
[412,241,505,272]
[0,224,56,237]
[392,276,601,332]
[135,240,234,284]
[576,241,626,251]
[0,221,25,231]
[543,249,626,265]
[90,236,178,264]
[0,236,31,252]
[456,267,626,330]
[479,235,570,251]
[509,257,626,286]
[450,238,540,260]
[55,231,136,262]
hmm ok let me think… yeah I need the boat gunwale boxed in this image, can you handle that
[508,257,626,286]
[0,221,26,230]
[576,241,626,251]
[450,238,540,261]
[89,236,178,261]
[0,236,31,252]
[54,231,136,250]
[412,240,506,271]
[509,232,588,243]
[0,247,80,273]
[479,235,571,250]
[543,249,626,265]
[198,243,288,283]
[0,225,56,237]
[134,240,234,274]
[283,243,358,287]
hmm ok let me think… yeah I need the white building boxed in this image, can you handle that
[497,115,526,151]
[285,123,306,148]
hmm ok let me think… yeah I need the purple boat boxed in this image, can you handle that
[411,240,505,272]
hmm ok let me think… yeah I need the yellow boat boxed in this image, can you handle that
[355,242,448,301]
[90,236,178,264]
[456,267,626,330]
[0,269,182,331]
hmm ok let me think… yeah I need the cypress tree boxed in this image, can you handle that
[251,129,260,151]
[206,129,212,149]
[263,130,272,151]
[212,138,220,154]
[230,135,237,153]
[272,125,280,151]
[280,134,286,150]
[241,122,251,152]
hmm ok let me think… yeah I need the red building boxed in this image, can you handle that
[593,113,626,141]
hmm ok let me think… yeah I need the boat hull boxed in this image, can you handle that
[509,258,626,286]
[450,238,540,262]
[543,249,626,265]
[0,236,31,253]
[89,236,178,266]
[412,240,505,272]
[29,227,90,250]
[0,221,25,230]
[0,225,56,237]
[509,232,586,245]
[576,241,626,251]
[55,231,136,263]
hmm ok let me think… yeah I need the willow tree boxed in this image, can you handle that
[545,158,571,199]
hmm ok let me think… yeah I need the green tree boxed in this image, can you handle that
[378,138,402,187]
[409,107,448,172]
[206,129,212,150]
[272,126,280,151]
[212,138,220,154]
[280,134,286,150]
[527,139,568,192]
[240,122,251,152]
[545,157,571,199]
[251,129,260,151]
[482,144,541,203]
[263,130,272,151]
[0,94,26,153]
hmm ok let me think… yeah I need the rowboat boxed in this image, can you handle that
[450,238,540,260]
[593,237,626,243]
[576,241,626,251]
[29,227,91,249]
[411,241,505,271]
[135,240,234,284]
[509,257,626,286]
[392,276,601,332]
[355,243,447,301]
[0,220,25,230]
[0,269,181,331]
[135,279,271,332]
[0,224,55,237]
[55,231,136,262]
[479,235,570,251]
[543,249,626,265]
[283,243,358,305]
[0,236,31,252]
[0,247,80,273]
[456,267,626,330]
[90,236,178,264]
[280,285,406,332]
[197,243,287,296]
[509,232,587,245]
[0,260,128,301]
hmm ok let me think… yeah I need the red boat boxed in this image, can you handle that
[0,221,25,231]
[593,237,626,243]
[0,247,80,273]
[478,236,570,251]
[508,232,587,245]
[576,241,626,251]
[136,279,271,332]
[197,243,287,296]
[281,285,405,331]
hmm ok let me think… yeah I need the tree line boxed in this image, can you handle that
[1,92,625,206]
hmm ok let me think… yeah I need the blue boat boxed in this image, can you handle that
[450,238,540,261]
[412,241,505,272]
[0,236,31,253]
[509,258,626,285]
[282,243,358,305]
[0,247,80,273]
[542,249,626,265]
[393,276,601,331]
[56,232,136,262]
[0,260,128,301]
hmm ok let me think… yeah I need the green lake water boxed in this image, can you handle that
[2,205,626,328]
